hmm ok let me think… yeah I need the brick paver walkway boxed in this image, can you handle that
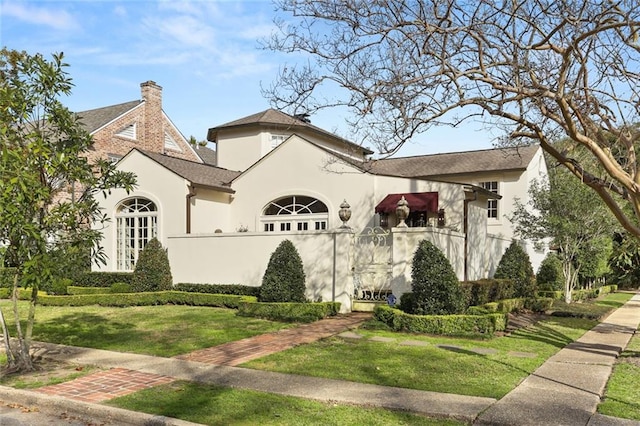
[33,312,371,402]
[35,368,175,403]
[175,312,372,366]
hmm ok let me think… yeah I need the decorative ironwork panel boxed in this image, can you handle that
[351,227,393,301]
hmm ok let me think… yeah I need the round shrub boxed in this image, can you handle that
[537,252,564,291]
[259,240,307,302]
[50,278,72,295]
[131,238,173,292]
[408,239,465,315]
[494,241,536,298]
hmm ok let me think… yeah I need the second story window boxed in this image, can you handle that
[480,181,499,219]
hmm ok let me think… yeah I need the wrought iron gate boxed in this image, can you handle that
[351,227,392,301]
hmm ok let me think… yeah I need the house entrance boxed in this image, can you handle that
[351,227,393,302]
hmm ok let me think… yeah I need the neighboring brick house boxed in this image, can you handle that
[77,81,201,164]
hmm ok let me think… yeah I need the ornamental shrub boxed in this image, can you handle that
[536,252,564,291]
[131,238,173,292]
[259,240,307,302]
[494,241,537,298]
[408,239,465,315]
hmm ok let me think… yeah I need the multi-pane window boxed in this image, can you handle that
[480,181,499,219]
[116,197,158,271]
[270,134,287,149]
[262,195,328,232]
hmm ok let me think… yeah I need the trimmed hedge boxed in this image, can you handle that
[374,305,507,336]
[467,297,554,315]
[174,283,261,297]
[37,291,256,308]
[461,279,515,306]
[238,302,340,323]
[539,285,617,302]
[75,272,133,287]
[67,286,109,295]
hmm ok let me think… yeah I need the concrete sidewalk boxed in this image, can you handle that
[1,294,639,425]
[475,293,640,426]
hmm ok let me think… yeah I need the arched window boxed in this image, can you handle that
[262,195,328,232]
[116,197,158,271]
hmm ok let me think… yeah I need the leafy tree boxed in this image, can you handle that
[260,240,307,302]
[494,241,537,298]
[576,235,612,287]
[0,49,136,371]
[265,1,640,238]
[131,238,173,292]
[409,239,465,315]
[536,252,564,292]
[510,165,616,302]
[609,233,640,289]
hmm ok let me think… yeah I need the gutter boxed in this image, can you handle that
[186,184,197,234]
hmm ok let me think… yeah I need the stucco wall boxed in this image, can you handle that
[168,230,354,312]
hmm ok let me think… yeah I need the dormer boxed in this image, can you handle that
[207,109,373,171]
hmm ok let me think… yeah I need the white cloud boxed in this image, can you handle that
[1,1,79,31]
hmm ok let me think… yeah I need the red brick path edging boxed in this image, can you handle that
[175,312,371,366]
[35,368,175,403]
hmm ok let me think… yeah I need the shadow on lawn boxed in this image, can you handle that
[32,313,142,349]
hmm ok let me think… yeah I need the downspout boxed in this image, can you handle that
[463,190,478,282]
[186,184,197,234]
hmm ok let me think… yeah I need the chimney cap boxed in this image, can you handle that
[141,80,162,88]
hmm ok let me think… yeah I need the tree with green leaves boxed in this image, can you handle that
[0,49,136,371]
[265,1,640,239]
[510,165,616,302]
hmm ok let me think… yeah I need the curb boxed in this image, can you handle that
[0,385,203,426]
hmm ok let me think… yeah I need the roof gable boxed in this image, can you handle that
[76,100,142,134]
[370,145,541,178]
[125,149,240,193]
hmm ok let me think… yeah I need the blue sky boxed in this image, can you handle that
[0,0,495,157]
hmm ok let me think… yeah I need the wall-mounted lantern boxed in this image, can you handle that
[437,208,446,227]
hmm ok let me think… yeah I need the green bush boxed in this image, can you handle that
[398,292,416,313]
[409,239,465,315]
[174,283,261,297]
[259,240,307,303]
[525,297,554,312]
[536,253,564,291]
[131,238,173,292]
[494,241,537,298]
[460,279,515,306]
[67,286,107,295]
[237,302,340,322]
[538,290,564,299]
[38,291,256,308]
[110,282,132,294]
[75,272,133,287]
[49,278,72,295]
[374,305,506,336]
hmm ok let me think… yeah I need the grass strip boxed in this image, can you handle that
[107,380,465,426]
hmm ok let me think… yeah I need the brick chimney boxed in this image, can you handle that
[140,81,163,153]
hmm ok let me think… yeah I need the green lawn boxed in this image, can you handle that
[598,324,640,420]
[0,302,293,357]
[107,380,465,426]
[243,316,596,399]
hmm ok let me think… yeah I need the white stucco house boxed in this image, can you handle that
[94,108,547,312]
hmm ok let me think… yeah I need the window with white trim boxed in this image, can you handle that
[262,195,328,232]
[270,134,287,149]
[164,132,183,152]
[116,197,158,271]
[480,181,499,219]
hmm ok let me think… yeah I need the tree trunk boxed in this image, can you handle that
[10,277,34,372]
[0,307,15,369]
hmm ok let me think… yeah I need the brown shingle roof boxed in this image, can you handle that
[76,100,142,133]
[369,145,540,178]
[207,108,374,155]
[137,150,240,193]
[194,145,217,166]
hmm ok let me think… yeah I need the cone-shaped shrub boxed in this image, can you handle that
[409,239,465,315]
[131,238,173,292]
[494,241,536,297]
[536,252,564,291]
[259,239,307,302]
